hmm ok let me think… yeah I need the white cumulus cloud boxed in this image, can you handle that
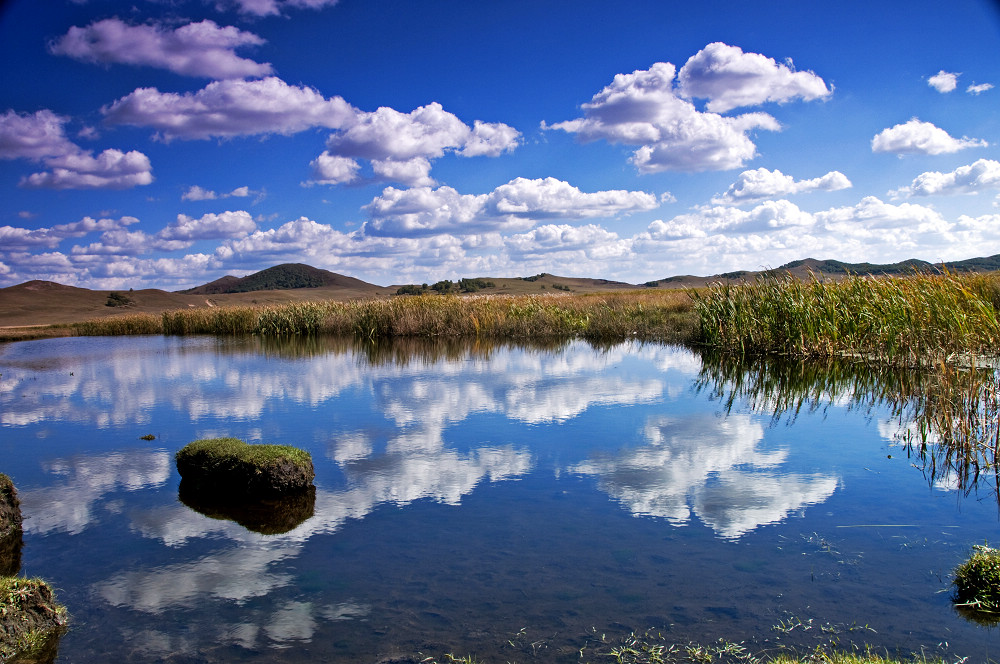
[712,167,851,204]
[363,177,658,237]
[545,58,783,172]
[2,110,153,190]
[21,148,153,190]
[871,118,988,155]
[49,19,272,79]
[967,83,994,95]
[221,0,340,17]
[890,159,1000,198]
[182,185,256,201]
[928,70,959,93]
[677,42,832,112]
[311,102,520,187]
[103,77,356,141]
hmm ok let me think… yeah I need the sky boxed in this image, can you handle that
[1,0,1000,290]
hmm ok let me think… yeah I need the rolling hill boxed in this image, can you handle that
[5,254,1000,329]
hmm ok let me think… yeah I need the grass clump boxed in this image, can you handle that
[76,313,162,336]
[692,271,1000,365]
[175,437,315,498]
[0,577,67,662]
[953,544,1000,616]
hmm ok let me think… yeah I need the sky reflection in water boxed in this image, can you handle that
[1,335,998,662]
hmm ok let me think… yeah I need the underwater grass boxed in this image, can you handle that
[692,271,1000,366]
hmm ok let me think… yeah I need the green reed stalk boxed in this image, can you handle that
[692,271,1000,365]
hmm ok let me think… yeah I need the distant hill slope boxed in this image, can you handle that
[181,263,379,294]
[656,254,1000,287]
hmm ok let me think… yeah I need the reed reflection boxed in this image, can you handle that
[693,349,1000,501]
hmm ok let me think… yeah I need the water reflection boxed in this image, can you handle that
[571,413,838,539]
[19,449,170,535]
[693,348,1000,501]
[5,336,997,661]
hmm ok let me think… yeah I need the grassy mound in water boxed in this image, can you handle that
[175,438,315,498]
[0,577,67,661]
[953,544,1000,618]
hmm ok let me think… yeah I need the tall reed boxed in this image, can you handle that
[77,292,698,343]
[692,271,1000,365]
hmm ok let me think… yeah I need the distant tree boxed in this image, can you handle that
[106,291,134,307]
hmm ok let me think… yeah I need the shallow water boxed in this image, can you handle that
[1,335,998,662]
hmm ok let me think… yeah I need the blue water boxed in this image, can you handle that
[1,335,998,662]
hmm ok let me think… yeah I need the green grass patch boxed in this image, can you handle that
[0,576,67,662]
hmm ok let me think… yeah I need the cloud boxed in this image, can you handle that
[814,196,949,234]
[648,199,815,238]
[49,19,272,79]
[103,77,356,141]
[677,42,832,113]
[871,118,988,155]
[889,159,1000,198]
[182,185,255,201]
[928,70,959,93]
[506,224,630,260]
[0,109,76,160]
[21,148,153,190]
[310,102,520,187]
[363,177,658,237]
[0,216,140,250]
[307,153,362,185]
[545,58,783,172]
[69,211,256,256]
[712,168,851,204]
[967,83,994,95]
[157,211,257,241]
[221,0,340,17]
[1,109,153,190]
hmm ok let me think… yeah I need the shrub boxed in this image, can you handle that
[954,544,1000,614]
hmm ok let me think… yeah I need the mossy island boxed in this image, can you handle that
[953,544,1000,623]
[175,437,315,499]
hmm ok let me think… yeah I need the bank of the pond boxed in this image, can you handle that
[72,291,699,343]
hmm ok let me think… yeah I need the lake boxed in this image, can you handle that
[1,334,998,663]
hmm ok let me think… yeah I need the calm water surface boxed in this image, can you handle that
[1,335,998,663]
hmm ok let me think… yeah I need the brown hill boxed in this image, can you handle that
[181,263,378,295]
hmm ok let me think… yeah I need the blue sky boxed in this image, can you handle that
[1,0,999,290]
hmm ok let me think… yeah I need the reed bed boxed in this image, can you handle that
[74,291,698,343]
[692,271,1000,365]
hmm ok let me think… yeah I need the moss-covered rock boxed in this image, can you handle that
[175,437,315,498]
[0,474,23,577]
[953,544,1000,619]
[0,577,67,663]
